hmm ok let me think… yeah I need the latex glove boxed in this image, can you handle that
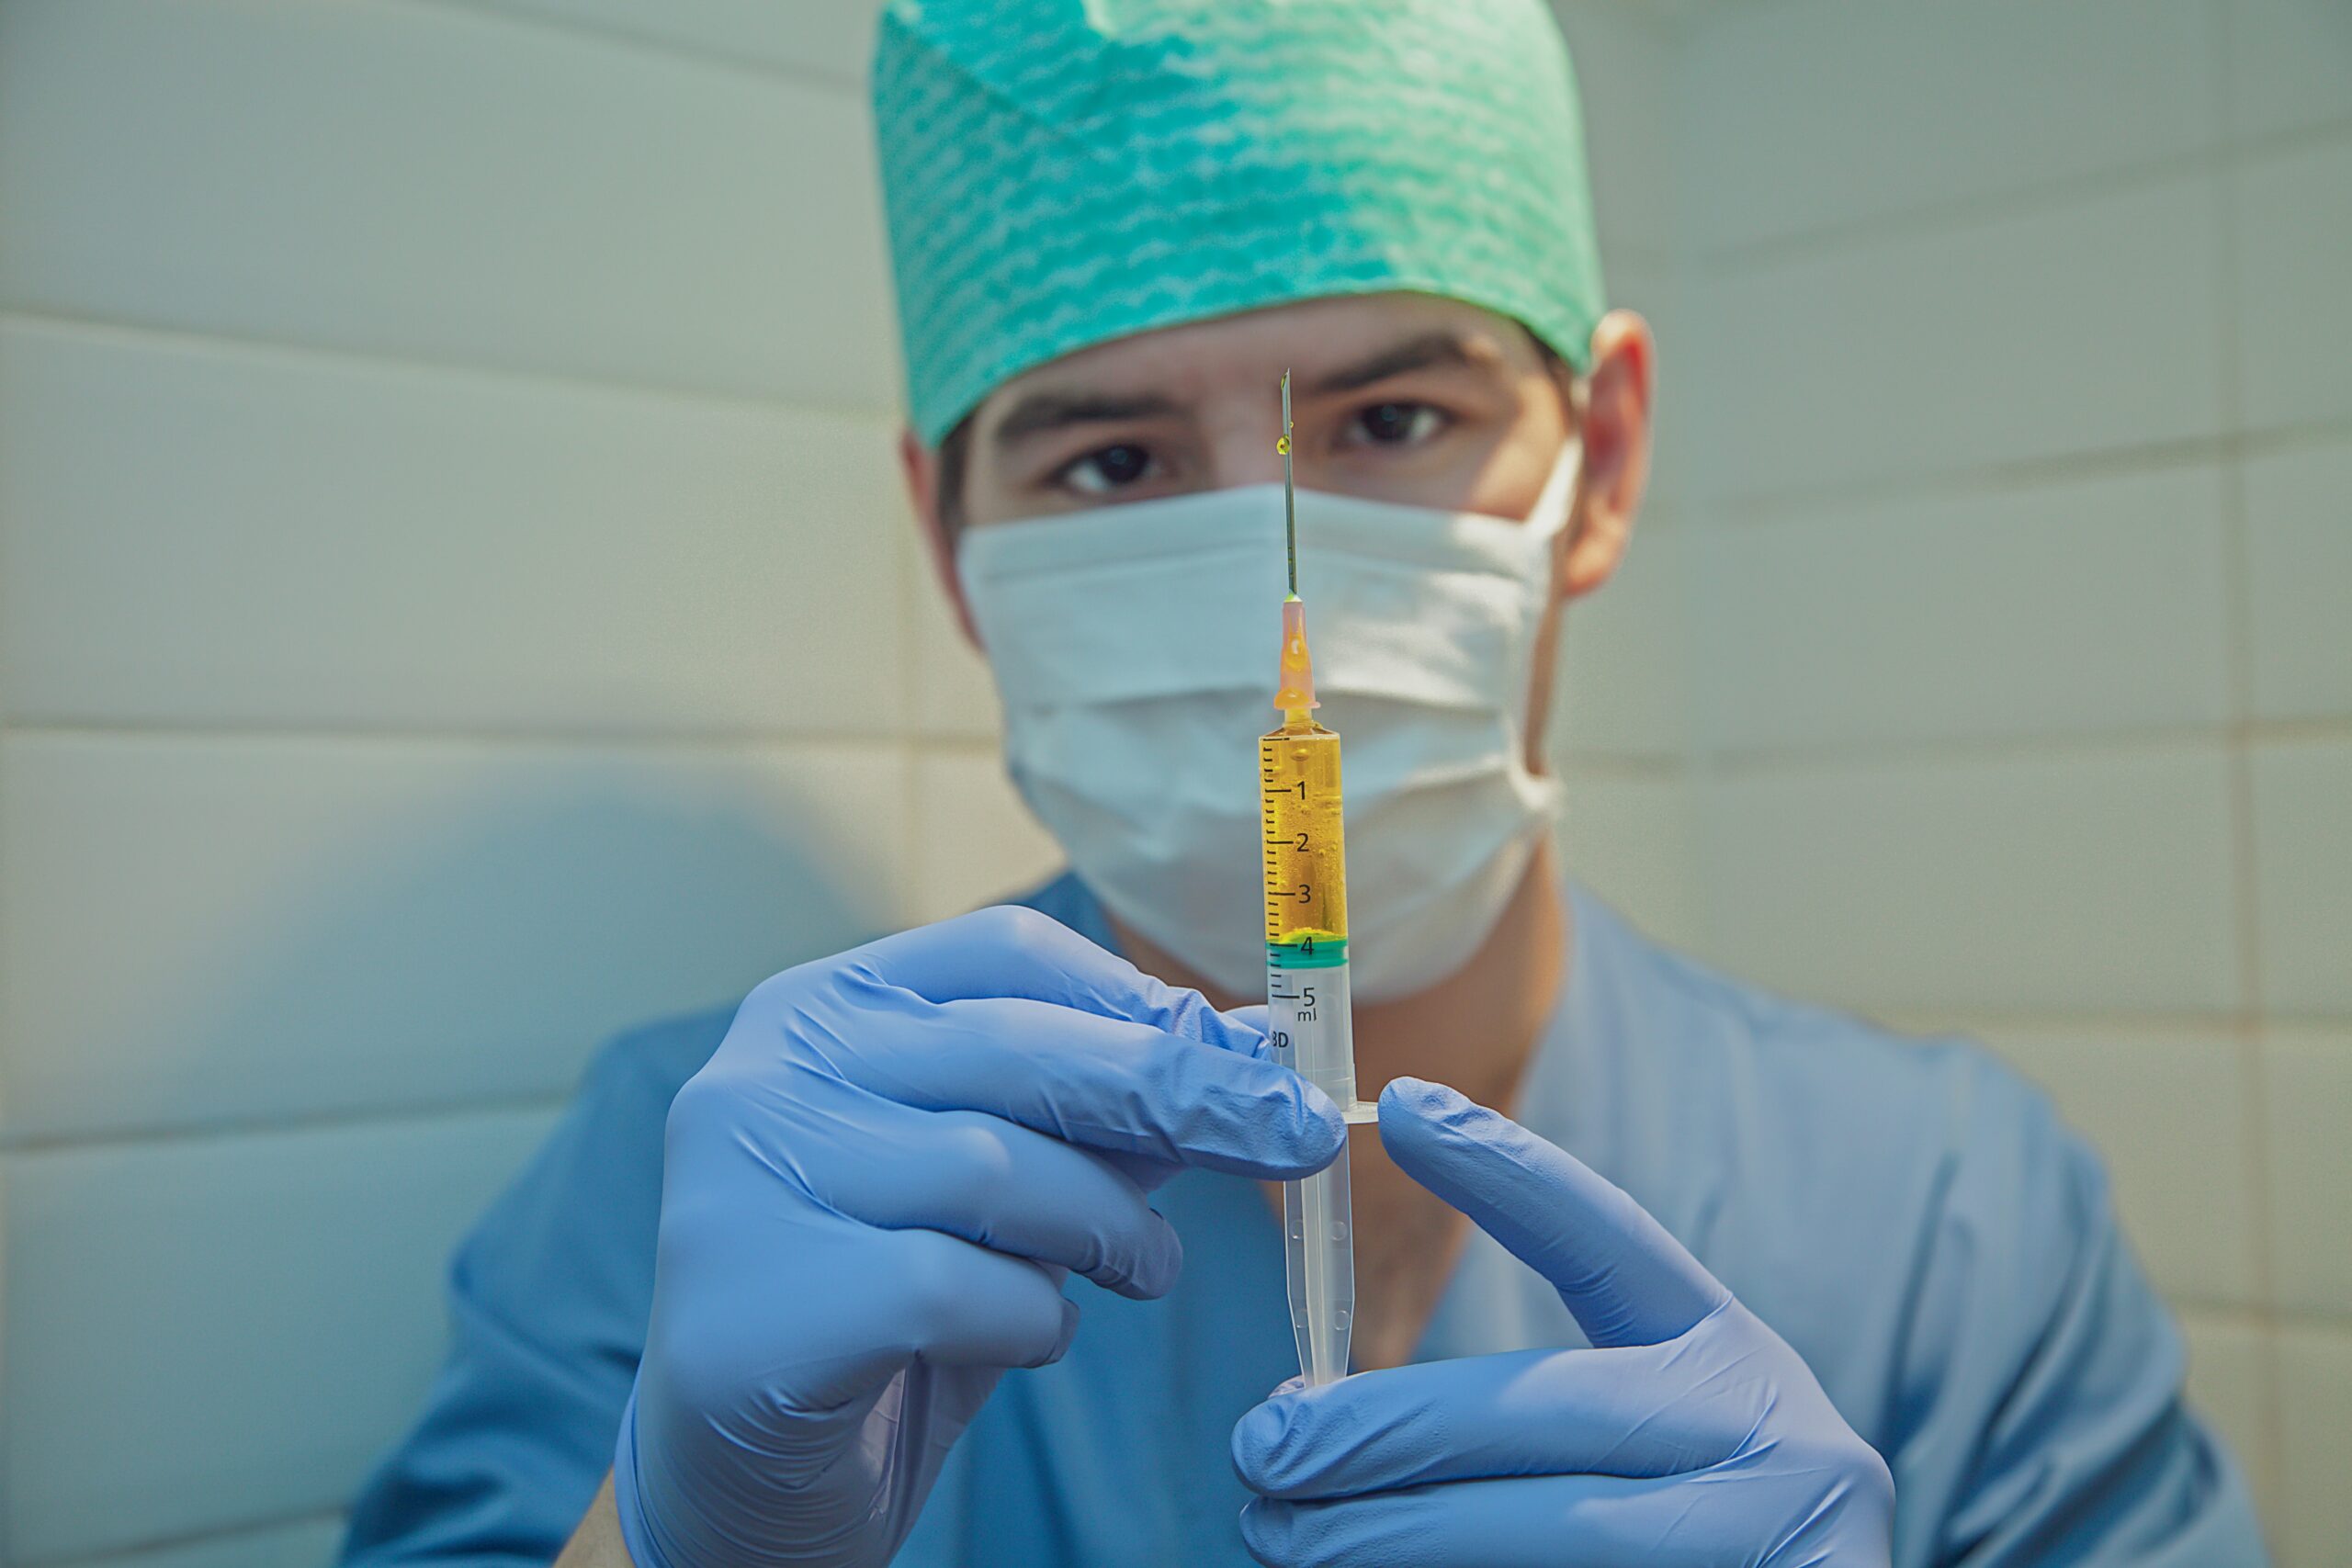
[617,906,1344,1568]
[1231,1077,1894,1568]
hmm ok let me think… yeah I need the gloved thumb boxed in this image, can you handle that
[1377,1077,1729,1348]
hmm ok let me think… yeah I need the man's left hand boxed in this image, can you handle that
[1230,1077,1895,1567]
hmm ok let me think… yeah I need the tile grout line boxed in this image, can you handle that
[1690,417,2352,526]
[2202,0,2290,1510]
[0,245,12,1551]
[1663,454,1724,958]
[1895,1009,2347,1036]
[1645,62,1714,960]
[390,0,865,98]
[1689,111,2352,276]
[2173,1301,2352,1337]
[896,513,931,930]
[1875,1006,2267,1039]
[0,1090,571,1160]
[0,717,978,753]
[0,308,904,431]
[1694,719,2352,779]
[16,1506,347,1568]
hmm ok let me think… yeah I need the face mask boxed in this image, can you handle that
[957,445,1577,1002]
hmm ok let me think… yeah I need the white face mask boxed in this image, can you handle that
[957,445,1577,1002]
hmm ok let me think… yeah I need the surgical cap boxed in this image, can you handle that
[872,0,1607,446]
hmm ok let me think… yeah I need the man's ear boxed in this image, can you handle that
[900,426,982,649]
[1558,310,1654,601]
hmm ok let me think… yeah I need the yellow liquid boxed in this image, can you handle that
[1260,718,1349,951]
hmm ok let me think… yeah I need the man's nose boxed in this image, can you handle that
[1199,416,1289,491]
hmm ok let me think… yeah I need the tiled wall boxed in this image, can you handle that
[1664,2,2352,1563]
[0,1,1682,1561]
[0,1,2339,1563]
[0,3,1023,1561]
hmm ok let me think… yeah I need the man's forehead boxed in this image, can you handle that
[969,295,1538,442]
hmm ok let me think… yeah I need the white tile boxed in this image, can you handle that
[467,0,886,82]
[1599,259,1678,342]
[2237,137,2352,434]
[2261,1027,2352,1315]
[1551,0,1676,265]
[0,321,907,736]
[2275,1327,2352,1568]
[2,1110,558,1563]
[1553,523,1689,761]
[1695,465,2233,752]
[1679,0,2217,253]
[2245,440,2352,723]
[906,516,1001,742]
[1556,769,1700,952]
[1689,178,2225,501]
[2178,1311,2279,1532]
[51,1513,347,1568]
[910,750,1062,925]
[2229,0,2352,143]
[2250,741,2352,1016]
[0,0,897,411]
[1978,1028,2257,1306]
[1695,749,2241,1014]
[0,732,905,1140]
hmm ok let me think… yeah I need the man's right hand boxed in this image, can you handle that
[612,905,1345,1568]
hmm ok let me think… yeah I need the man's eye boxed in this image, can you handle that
[1059,443,1158,495]
[1346,401,1446,447]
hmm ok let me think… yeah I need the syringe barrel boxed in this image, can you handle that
[1260,724,1348,950]
[1269,948,1358,1387]
[1269,958,1355,1109]
[1261,720,1363,1117]
[1283,1145,1354,1386]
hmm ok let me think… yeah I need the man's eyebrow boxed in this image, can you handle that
[989,389,1184,448]
[1305,331,1488,396]
[984,330,1492,448]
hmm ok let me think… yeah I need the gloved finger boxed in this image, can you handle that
[1239,1472,1731,1568]
[883,1228,1080,1371]
[1231,1341,1747,1499]
[1376,1077,1727,1348]
[846,905,1260,1052]
[842,1107,1182,1299]
[851,995,1345,1179]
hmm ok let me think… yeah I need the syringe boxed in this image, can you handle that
[1260,370,1376,1387]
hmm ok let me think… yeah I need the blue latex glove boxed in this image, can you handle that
[616,906,1344,1568]
[1232,1077,1894,1567]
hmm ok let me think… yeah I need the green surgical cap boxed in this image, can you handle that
[873,0,1606,446]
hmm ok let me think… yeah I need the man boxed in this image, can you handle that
[343,3,2265,1564]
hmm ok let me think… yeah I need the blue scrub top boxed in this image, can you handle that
[341,874,2265,1565]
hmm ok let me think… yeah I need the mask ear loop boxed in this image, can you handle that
[1524,438,1583,544]
[1509,439,1583,810]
